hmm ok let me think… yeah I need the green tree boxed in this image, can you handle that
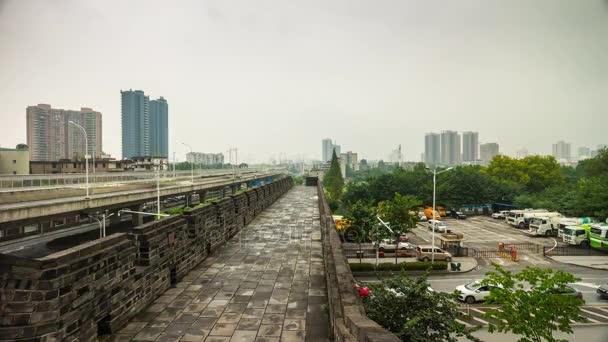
[569,176,608,220]
[479,265,585,342]
[485,155,563,193]
[377,193,421,233]
[342,182,372,206]
[324,150,345,200]
[580,147,608,178]
[363,273,479,342]
[344,200,376,255]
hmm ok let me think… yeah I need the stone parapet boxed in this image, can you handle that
[0,176,294,342]
[315,180,400,342]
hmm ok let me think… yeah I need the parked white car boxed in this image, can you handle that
[427,219,450,233]
[455,280,503,304]
[491,211,510,219]
[375,239,413,252]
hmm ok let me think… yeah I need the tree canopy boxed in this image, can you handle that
[363,273,479,342]
[324,150,344,200]
[480,265,585,342]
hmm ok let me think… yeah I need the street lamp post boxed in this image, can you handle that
[429,166,453,262]
[90,211,115,239]
[376,215,395,267]
[182,142,194,183]
[155,160,161,219]
[68,121,90,198]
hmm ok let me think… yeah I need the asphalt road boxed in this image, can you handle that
[354,215,608,338]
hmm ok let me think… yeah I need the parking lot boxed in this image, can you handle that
[456,305,608,328]
[412,216,561,249]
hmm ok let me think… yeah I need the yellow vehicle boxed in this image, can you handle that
[424,208,441,220]
[436,206,448,217]
[332,215,359,242]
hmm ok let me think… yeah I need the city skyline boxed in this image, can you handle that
[1,1,608,163]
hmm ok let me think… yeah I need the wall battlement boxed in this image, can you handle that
[0,176,294,341]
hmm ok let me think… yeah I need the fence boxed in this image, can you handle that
[543,245,608,257]
[506,242,542,254]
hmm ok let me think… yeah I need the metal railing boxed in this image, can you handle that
[543,245,608,256]
[0,167,285,190]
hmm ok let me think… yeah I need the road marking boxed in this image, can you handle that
[574,282,601,289]
[597,308,608,315]
[580,308,608,321]
[455,318,474,328]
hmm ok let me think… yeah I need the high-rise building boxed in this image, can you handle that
[322,138,333,163]
[578,146,590,158]
[462,131,479,162]
[552,141,571,161]
[480,143,499,163]
[424,133,440,165]
[333,144,341,157]
[26,104,102,161]
[440,130,461,166]
[121,90,150,159]
[150,97,169,158]
[321,139,341,162]
[389,144,403,163]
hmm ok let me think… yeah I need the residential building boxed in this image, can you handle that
[149,97,169,158]
[0,145,29,174]
[321,139,341,163]
[130,156,168,171]
[424,133,440,165]
[186,152,225,165]
[440,130,461,166]
[30,158,133,174]
[462,131,479,162]
[322,138,333,163]
[339,151,359,177]
[552,141,571,161]
[578,146,591,158]
[480,143,499,164]
[121,90,150,159]
[333,144,341,157]
[26,104,102,161]
[389,145,403,163]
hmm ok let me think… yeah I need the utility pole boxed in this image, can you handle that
[68,121,89,198]
[173,151,176,179]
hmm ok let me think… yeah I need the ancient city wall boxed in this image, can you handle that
[0,176,294,341]
[315,179,400,342]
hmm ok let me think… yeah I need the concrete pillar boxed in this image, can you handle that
[109,212,121,226]
[186,193,196,207]
[131,205,144,226]
[222,187,230,198]
[198,191,207,203]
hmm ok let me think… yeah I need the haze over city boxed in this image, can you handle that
[1,0,608,163]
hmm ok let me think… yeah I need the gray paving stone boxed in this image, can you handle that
[108,187,330,341]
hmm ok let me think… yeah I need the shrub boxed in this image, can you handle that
[348,263,376,272]
[348,261,448,272]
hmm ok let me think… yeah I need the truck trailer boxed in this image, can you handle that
[527,213,563,236]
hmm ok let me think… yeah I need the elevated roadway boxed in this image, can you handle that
[0,170,285,230]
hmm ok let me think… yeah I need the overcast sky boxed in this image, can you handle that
[1,0,607,163]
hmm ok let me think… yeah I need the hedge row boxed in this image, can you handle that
[349,261,448,272]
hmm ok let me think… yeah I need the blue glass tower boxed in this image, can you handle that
[150,97,169,158]
[121,90,150,159]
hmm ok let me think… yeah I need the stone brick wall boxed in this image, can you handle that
[315,180,400,342]
[0,176,294,342]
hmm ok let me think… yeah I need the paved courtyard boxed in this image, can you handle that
[105,186,330,342]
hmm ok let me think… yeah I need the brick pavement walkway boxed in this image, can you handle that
[105,186,330,342]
